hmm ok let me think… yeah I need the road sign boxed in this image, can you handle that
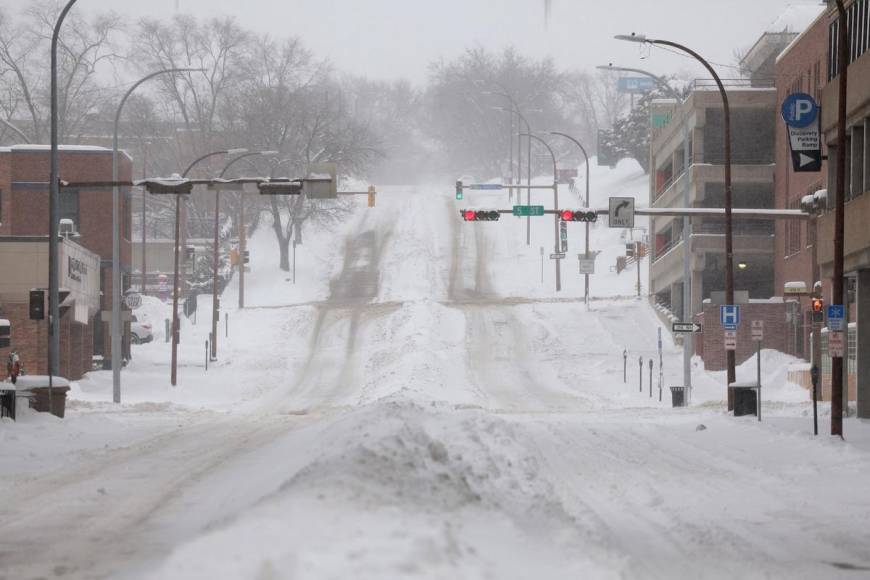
[124,291,143,310]
[751,320,764,342]
[672,322,702,334]
[724,330,737,351]
[781,92,819,128]
[827,304,845,331]
[829,331,845,358]
[578,257,596,275]
[550,253,566,260]
[782,93,822,173]
[468,183,503,191]
[720,305,740,330]
[609,197,635,229]
[617,77,658,93]
[513,205,545,217]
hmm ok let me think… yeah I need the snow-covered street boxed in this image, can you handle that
[2,162,870,580]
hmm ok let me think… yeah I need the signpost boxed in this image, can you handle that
[827,304,846,331]
[578,256,596,275]
[829,331,846,358]
[608,197,635,229]
[720,305,740,331]
[513,205,545,217]
[724,330,737,351]
[781,93,822,173]
[751,320,764,342]
[672,322,702,334]
[550,253,566,260]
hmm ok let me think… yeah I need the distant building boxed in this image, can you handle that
[0,145,134,377]
[647,21,810,370]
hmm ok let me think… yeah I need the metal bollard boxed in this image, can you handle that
[225,312,229,338]
[165,319,171,343]
[623,350,628,383]
[638,356,643,393]
[811,365,820,436]
[205,340,209,371]
[649,358,653,398]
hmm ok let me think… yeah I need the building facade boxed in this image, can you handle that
[0,145,134,374]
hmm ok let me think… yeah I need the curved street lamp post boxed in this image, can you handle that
[616,33,736,405]
[521,132,561,292]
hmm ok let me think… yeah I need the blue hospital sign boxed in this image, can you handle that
[720,305,740,330]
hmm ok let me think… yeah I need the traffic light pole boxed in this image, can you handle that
[239,191,246,309]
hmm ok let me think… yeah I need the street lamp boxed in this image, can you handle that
[111,67,203,404]
[521,132,561,292]
[598,62,694,401]
[210,150,278,359]
[546,131,592,303]
[49,0,79,415]
[169,148,247,386]
[616,33,737,402]
[494,103,534,245]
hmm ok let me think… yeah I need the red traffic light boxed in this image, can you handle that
[463,210,477,221]
[560,209,598,223]
[561,210,574,221]
[460,209,500,222]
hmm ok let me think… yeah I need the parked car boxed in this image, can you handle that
[130,315,153,345]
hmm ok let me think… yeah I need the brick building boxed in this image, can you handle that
[774,10,830,361]
[817,0,870,417]
[0,145,133,378]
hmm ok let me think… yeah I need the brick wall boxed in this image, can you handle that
[773,10,830,359]
[696,302,789,371]
[0,302,92,381]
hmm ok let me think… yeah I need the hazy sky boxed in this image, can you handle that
[5,0,826,83]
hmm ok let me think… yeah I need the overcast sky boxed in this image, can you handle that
[5,0,826,83]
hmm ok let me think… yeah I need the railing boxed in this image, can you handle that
[692,78,774,90]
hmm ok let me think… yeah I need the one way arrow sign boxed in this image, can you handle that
[672,322,702,334]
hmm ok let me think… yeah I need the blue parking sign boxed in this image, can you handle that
[781,92,819,129]
[720,305,740,330]
[827,305,845,332]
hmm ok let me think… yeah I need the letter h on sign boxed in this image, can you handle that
[720,305,740,330]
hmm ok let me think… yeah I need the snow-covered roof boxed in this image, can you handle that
[10,144,110,152]
[776,7,829,64]
[767,3,827,33]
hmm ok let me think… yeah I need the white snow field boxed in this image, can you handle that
[2,160,870,580]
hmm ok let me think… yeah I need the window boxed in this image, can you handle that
[59,188,79,226]
[829,0,870,80]
[0,188,3,223]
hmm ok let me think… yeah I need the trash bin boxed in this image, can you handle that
[13,376,70,419]
[670,386,688,408]
[729,383,758,417]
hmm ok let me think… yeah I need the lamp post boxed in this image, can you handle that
[547,131,592,303]
[521,132,561,292]
[598,63,693,401]
[111,67,202,404]
[484,87,534,246]
[170,148,247,386]
[49,0,79,415]
[210,150,277,359]
[616,33,736,405]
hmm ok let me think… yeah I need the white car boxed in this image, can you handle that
[130,315,153,345]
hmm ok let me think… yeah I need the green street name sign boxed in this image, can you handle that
[512,205,545,217]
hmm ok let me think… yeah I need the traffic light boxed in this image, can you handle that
[812,297,824,322]
[626,243,636,258]
[460,209,500,222]
[368,185,376,208]
[243,250,250,264]
[29,289,45,320]
[559,209,598,223]
[455,181,464,201]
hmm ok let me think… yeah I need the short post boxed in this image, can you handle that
[623,349,628,383]
[811,364,820,436]
[225,312,228,338]
[649,358,654,398]
[540,246,544,285]
[292,240,297,285]
[205,340,209,371]
[165,319,171,343]
[756,338,762,422]
[209,332,214,362]
[638,356,643,393]
[636,243,642,299]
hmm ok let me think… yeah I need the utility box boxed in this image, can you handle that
[303,163,337,199]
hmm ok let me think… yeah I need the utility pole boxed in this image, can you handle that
[238,190,247,309]
[832,0,848,437]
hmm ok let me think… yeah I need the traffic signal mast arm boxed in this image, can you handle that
[457,207,812,219]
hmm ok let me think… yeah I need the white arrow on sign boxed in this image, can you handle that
[672,322,702,333]
[799,153,816,167]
